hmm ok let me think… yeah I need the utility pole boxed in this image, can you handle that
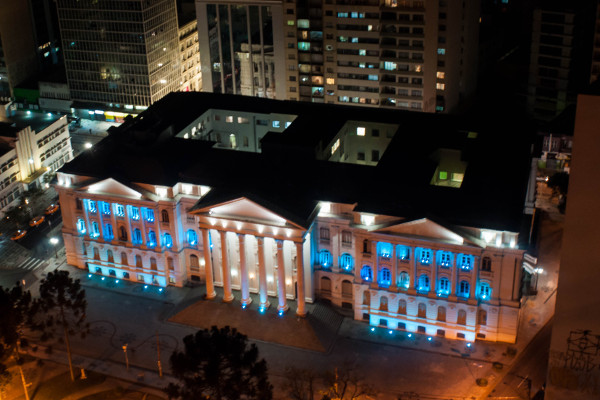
[156,332,163,378]
[18,366,31,400]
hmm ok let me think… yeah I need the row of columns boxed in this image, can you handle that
[201,228,306,316]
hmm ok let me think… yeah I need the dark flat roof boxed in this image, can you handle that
[60,92,534,232]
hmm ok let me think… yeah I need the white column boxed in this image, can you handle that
[201,228,216,299]
[470,256,479,300]
[276,240,288,312]
[219,230,234,302]
[238,233,251,306]
[257,237,270,308]
[295,242,306,317]
[431,251,437,295]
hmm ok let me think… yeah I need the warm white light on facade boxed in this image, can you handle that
[182,184,193,194]
[319,202,331,215]
[156,187,168,198]
[236,222,243,230]
[286,279,292,285]
[272,227,279,235]
[361,214,375,226]
[221,220,228,228]
[267,276,273,283]
[257,225,264,234]
[249,273,255,279]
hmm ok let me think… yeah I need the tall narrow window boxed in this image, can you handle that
[481,257,492,271]
[458,280,470,298]
[133,228,142,245]
[129,206,140,220]
[167,257,175,271]
[102,202,111,215]
[363,239,370,253]
[398,271,410,289]
[418,274,430,292]
[104,223,114,241]
[362,290,370,306]
[146,208,155,222]
[118,226,127,241]
[419,248,432,265]
[397,299,407,314]
[77,218,86,234]
[187,230,198,246]
[319,249,332,268]
[437,306,446,322]
[135,255,143,268]
[190,255,200,271]
[121,252,128,265]
[93,248,100,260]
[147,230,157,247]
[477,309,487,326]
[397,245,410,261]
[320,227,330,241]
[161,209,169,223]
[150,257,157,271]
[107,250,114,263]
[379,296,389,311]
[360,265,372,281]
[91,221,100,238]
[457,309,467,325]
[339,253,354,272]
[115,204,125,217]
[438,277,450,295]
[479,282,492,300]
[163,233,173,248]
[417,303,427,318]
[379,268,391,287]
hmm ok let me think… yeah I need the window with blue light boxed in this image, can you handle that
[147,230,157,247]
[77,219,86,234]
[187,230,198,246]
[133,228,142,245]
[360,265,372,281]
[285,121,292,128]
[458,280,470,297]
[437,48,446,55]
[272,121,280,128]
[102,202,111,215]
[337,12,348,17]
[145,208,154,222]
[419,248,432,265]
[115,204,125,217]
[339,253,354,272]
[418,274,430,292]
[377,242,393,258]
[368,74,378,81]
[298,42,310,51]
[319,249,332,268]
[379,268,391,287]
[459,254,473,270]
[438,251,452,267]
[397,245,410,261]
[163,233,173,248]
[398,271,410,289]
[129,206,140,221]
[88,200,97,213]
[438,277,450,295]
[104,223,114,241]
[479,282,492,300]
[91,221,100,238]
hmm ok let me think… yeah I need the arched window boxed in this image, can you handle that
[341,280,352,298]
[479,282,492,300]
[457,309,467,325]
[397,299,407,314]
[190,254,199,271]
[321,276,332,292]
[135,255,143,268]
[398,271,410,289]
[161,209,169,223]
[167,257,175,271]
[76,218,86,234]
[458,280,470,298]
[397,245,410,261]
[438,277,450,295]
[360,265,373,281]
[91,221,100,238]
[418,274,430,292]
[107,250,114,263]
[93,247,100,260]
[339,253,354,272]
[163,233,173,248]
[377,242,393,258]
[150,257,157,271]
[118,226,127,241]
[362,239,370,253]
[417,302,427,318]
[437,306,446,322]
[319,227,330,241]
[133,228,142,245]
[147,230,157,247]
[319,249,332,268]
[477,309,487,326]
[362,291,370,306]
[108,269,116,277]
[104,223,114,241]
[123,272,130,279]
[379,296,389,311]
[121,252,128,265]
[187,230,198,246]
[481,257,492,272]
[379,268,391,286]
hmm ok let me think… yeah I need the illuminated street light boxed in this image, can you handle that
[84,142,93,149]
[49,237,59,258]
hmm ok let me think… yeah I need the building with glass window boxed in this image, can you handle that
[196,0,479,113]
[55,91,533,342]
[178,17,202,92]
[55,0,181,110]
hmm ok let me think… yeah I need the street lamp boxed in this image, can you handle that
[49,237,59,259]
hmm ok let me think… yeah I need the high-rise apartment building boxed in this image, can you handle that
[196,0,479,113]
[55,0,181,109]
[178,17,202,92]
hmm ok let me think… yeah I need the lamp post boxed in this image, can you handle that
[49,237,59,259]
[122,344,129,370]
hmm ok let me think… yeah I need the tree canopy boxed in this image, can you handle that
[0,284,32,387]
[166,326,272,400]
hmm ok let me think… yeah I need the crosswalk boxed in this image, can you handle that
[16,258,46,272]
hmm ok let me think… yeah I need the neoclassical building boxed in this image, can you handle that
[56,92,533,342]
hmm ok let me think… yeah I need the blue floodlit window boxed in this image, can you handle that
[459,280,470,298]
[104,223,114,241]
[163,233,173,248]
[479,282,492,300]
[339,253,354,272]
[91,221,100,238]
[438,277,450,295]
[102,202,111,215]
[379,268,391,287]
[147,230,157,247]
[438,251,452,267]
[115,204,124,217]
[397,245,410,261]
[437,48,446,55]
[88,200,97,213]
[319,249,332,268]
[377,242,393,258]
[459,254,473,270]
[285,121,292,128]
[272,121,280,128]
[128,206,140,220]
[77,218,86,234]
[399,271,410,289]
[360,265,372,281]
[418,274,430,292]
[187,230,198,246]
[337,12,348,17]
[419,248,432,265]
[145,208,155,222]
[133,228,142,245]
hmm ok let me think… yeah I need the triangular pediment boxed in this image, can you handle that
[193,197,303,228]
[80,178,144,200]
[374,218,477,246]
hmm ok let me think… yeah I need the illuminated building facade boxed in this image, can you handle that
[178,18,202,92]
[196,0,479,113]
[56,92,532,342]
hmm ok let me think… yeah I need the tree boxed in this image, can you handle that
[31,270,89,382]
[166,326,273,400]
[320,362,377,400]
[282,366,320,400]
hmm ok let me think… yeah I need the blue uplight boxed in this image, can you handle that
[259,307,266,314]
[408,333,412,338]
[278,310,284,317]
[388,330,393,335]
[101,277,105,281]
[115,280,119,283]
[159,288,163,292]
[371,327,375,332]
[144,285,148,289]
[427,337,432,342]
[242,304,247,309]
[467,342,472,348]
[88,274,92,278]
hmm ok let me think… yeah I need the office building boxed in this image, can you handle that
[178,17,202,92]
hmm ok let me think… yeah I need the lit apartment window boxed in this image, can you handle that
[326,78,335,85]
[272,121,280,128]
[397,245,410,261]
[104,223,114,241]
[187,230,198,246]
[437,48,446,55]
[436,71,445,79]
[459,254,473,270]
[436,83,445,90]
[337,12,348,18]
[129,206,140,220]
[133,229,142,245]
[438,277,450,295]
[287,20,294,26]
[399,271,410,289]
[418,274,430,292]
[225,115,233,123]
[101,202,111,215]
[356,127,365,136]
[379,268,391,286]
[359,49,366,56]
[237,117,249,124]
[297,19,309,28]
[439,251,452,267]
[339,253,354,272]
[439,171,448,180]
[420,248,432,265]
[298,42,310,51]
[452,173,464,183]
